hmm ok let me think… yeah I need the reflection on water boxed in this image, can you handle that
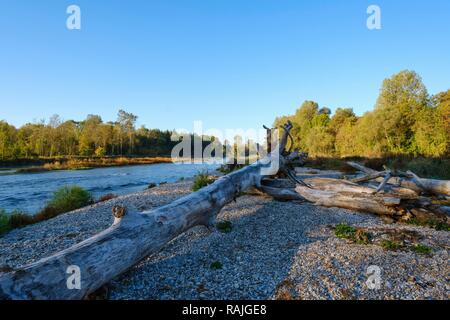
[0,163,217,214]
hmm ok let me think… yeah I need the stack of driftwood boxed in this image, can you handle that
[263,162,450,223]
[0,122,448,300]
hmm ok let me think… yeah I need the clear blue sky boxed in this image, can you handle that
[1,0,449,131]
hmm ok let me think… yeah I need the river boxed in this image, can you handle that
[0,162,218,214]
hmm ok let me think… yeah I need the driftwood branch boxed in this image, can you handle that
[347,162,450,196]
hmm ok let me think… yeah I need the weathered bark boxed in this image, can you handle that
[347,162,450,196]
[257,185,305,201]
[295,185,399,216]
[261,178,296,189]
[351,171,387,183]
[303,178,376,194]
[0,123,299,300]
[301,177,417,199]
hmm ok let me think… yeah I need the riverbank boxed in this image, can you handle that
[0,161,217,214]
[0,156,174,173]
[0,180,448,300]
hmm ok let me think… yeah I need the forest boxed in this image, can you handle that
[274,70,449,159]
[0,70,448,164]
[0,109,180,160]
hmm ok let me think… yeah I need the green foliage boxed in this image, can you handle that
[393,157,450,180]
[94,146,106,157]
[210,261,223,270]
[0,186,93,235]
[335,223,356,239]
[191,171,215,192]
[334,223,370,244]
[0,209,10,235]
[381,240,402,251]
[0,109,218,161]
[434,222,450,232]
[407,218,450,231]
[8,211,34,229]
[273,70,449,159]
[411,244,432,254]
[216,221,233,233]
[47,186,93,213]
[0,209,34,235]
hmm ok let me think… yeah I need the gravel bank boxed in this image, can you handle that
[0,181,448,300]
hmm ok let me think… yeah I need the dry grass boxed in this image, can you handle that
[97,193,118,203]
[17,157,173,173]
[0,186,93,235]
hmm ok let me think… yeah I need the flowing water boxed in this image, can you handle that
[0,163,217,214]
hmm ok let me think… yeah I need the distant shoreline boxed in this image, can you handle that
[0,156,174,174]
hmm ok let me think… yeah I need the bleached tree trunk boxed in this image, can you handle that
[0,123,299,300]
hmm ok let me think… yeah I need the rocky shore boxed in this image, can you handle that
[0,181,448,300]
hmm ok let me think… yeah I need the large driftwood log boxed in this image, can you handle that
[295,185,399,215]
[347,161,450,196]
[257,186,305,201]
[0,122,300,300]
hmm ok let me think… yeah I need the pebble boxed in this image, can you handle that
[0,181,448,300]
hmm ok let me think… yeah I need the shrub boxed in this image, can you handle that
[216,221,233,233]
[407,218,450,232]
[147,183,157,189]
[0,209,10,235]
[335,223,356,240]
[434,222,450,232]
[33,206,60,221]
[334,223,371,244]
[381,240,402,251]
[0,186,93,235]
[411,244,432,254]
[47,186,93,213]
[97,193,117,202]
[95,146,105,157]
[192,171,215,192]
[8,211,34,229]
[210,261,223,270]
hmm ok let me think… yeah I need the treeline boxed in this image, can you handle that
[274,70,449,158]
[0,109,181,160]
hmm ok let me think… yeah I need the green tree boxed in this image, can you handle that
[117,109,138,155]
[374,70,430,154]
[0,121,17,159]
